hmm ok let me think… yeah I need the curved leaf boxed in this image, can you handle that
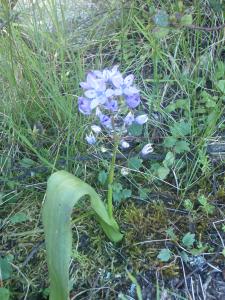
[42,171,123,300]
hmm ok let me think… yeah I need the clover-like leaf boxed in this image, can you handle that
[157,249,172,262]
[182,232,195,248]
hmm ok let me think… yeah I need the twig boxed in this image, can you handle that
[186,23,225,32]
[21,240,44,267]
[175,251,221,289]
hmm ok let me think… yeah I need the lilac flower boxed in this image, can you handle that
[91,125,102,134]
[99,114,111,128]
[81,73,114,110]
[112,74,139,97]
[78,97,92,115]
[120,140,130,149]
[80,73,98,90]
[124,112,134,126]
[125,94,141,109]
[141,143,153,155]
[94,65,120,83]
[135,114,148,125]
[78,66,149,148]
[85,133,96,145]
[104,99,118,112]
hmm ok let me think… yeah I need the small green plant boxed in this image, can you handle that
[157,248,172,262]
[198,195,215,215]
[182,232,195,248]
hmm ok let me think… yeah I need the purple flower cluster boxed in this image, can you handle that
[78,66,148,147]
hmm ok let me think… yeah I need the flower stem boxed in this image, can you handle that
[107,119,119,219]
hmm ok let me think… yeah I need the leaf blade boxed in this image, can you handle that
[42,171,123,300]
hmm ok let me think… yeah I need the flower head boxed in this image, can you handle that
[112,74,139,97]
[125,94,141,109]
[141,143,153,155]
[91,125,102,134]
[120,140,130,149]
[124,111,134,126]
[93,65,120,83]
[78,97,92,115]
[135,114,148,125]
[85,133,96,145]
[78,66,148,147]
[99,114,111,128]
[104,99,118,112]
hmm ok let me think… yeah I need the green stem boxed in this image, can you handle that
[107,124,119,219]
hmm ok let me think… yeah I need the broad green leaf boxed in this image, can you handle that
[182,232,195,248]
[180,14,193,26]
[174,140,190,153]
[157,249,171,262]
[170,121,191,137]
[9,212,29,224]
[128,123,143,136]
[184,199,194,212]
[198,195,207,206]
[128,157,143,171]
[113,182,123,202]
[42,171,123,300]
[157,166,170,180]
[166,227,177,241]
[0,288,10,300]
[0,255,13,280]
[122,189,132,200]
[19,157,36,168]
[201,91,217,108]
[139,188,149,200]
[164,136,177,148]
[153,10,169,27]
[180,251,189,263]
[98,170,108,185]
[163,151,175,168]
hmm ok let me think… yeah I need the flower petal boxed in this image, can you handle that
[90,98,100,109]
[124,111,134,126]
[105,88,114,97]
[86,133,96,145]
[124,86,139,96]
[121,140,130,149]
[124,74,134,87]
[111,73,123,88]
[141,143,153,155]
[80,82,90,89]
[93,70,103,78]
[135,114,148,125]
[114,88,123,96]
[96,80,106,92]
[125,94,141,109]
[85,89,97,99]
[91,125,102,134]
[86,73,98,89]
[78,97,92,115]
